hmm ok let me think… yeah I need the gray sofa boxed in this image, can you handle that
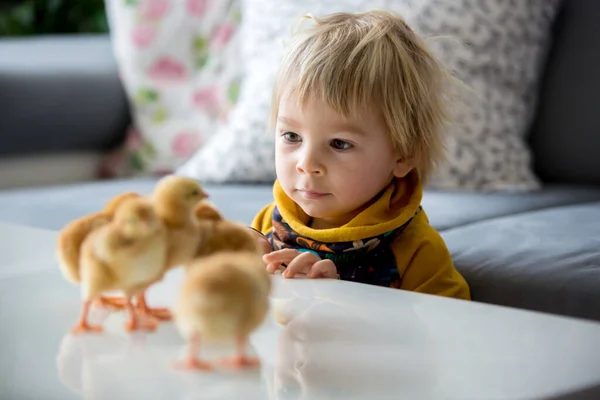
[1,1,599,322]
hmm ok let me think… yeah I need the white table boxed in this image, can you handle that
[1,222,600,400]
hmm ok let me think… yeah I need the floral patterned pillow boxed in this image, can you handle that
[101,0,243,177]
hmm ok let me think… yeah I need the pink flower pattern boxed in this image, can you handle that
[140,0,171,20]
[131,25,156,48]
[211,24,233,48]
[193,86,221,117]
[187,0,209,17]
[172,131,203,158]
[193,86,217,104]
[147,57,187,82]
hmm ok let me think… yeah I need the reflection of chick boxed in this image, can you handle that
[57,192,142,285]
[173,251,271,371]
[72,198,167,334]
[193,202,263,259]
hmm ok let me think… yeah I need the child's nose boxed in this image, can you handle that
[296,148,323,175]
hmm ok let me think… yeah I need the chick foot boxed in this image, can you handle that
[94,296,127,311]
[219,336,260,368]
[124,298,158,332]
[124,317,158,332]
[219,355,260,369]
[71,300,104,334]
[136,293,172,321]
[173,332,212,371]
[71,321,104,335]
[172,357,213,371]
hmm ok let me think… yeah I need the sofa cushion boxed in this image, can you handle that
[528,0,600,185]
[1,179,600,233]
[422,186,600,231]
[442,202,600,321]
[0,35,129,156]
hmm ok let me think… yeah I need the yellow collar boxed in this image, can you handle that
[273,171,423,242]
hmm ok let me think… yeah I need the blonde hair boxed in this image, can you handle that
[270,10,453,182]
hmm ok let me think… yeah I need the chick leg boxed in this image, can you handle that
[173,331,213,371]
[219,335,260,368]
[123,297,159,332]
[71,300,104,334]
[94,296,127,311]
[135,292,172,321]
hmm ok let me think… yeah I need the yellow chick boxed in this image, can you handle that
[131,175,209,320]
[153,175,209,269]
[57,192,142,284]
[173,251,271,371]
[57,192,143,310]
[72,198,168,334]
[100,175,210,321]
[193,201,264,259]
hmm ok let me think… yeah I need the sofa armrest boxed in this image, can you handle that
[0,34,130,157]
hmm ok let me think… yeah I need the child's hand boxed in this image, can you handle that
[262,249,339,279]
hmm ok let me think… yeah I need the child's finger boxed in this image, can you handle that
[262,248,300,265]
[307,259,338,279]
[282,252,320,278]
[266,262,285,274]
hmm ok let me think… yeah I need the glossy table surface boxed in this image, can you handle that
[1,222,600,400]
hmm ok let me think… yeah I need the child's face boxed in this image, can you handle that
[275,92,410,227]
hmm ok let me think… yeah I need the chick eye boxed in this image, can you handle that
[330,139,353,151]
[190,189,199,197]
[282,132,301,143]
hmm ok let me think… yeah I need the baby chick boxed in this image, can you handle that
[57,192,142,284]
[57,192,142,311]
[120,175,210,321]
[77,176,209,321]
[72,198,168,334]
[153,175,209,269]
[173,251,271,371]
[193,201,263,259]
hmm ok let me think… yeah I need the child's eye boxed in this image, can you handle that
[330,139,353,151]
[282,132,301,143]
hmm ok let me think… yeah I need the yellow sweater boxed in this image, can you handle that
[252,172,470,300]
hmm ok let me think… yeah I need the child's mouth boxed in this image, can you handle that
[297,190,329,199]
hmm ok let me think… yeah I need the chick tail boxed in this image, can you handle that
[56,234,83,285]
[56,214,108,285]
[103,192,142,216]
[194,201,223,221]
[56,192,139,285]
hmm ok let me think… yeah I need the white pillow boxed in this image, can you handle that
[179,0,561,191]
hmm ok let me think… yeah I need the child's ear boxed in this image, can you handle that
[393,159,413,178]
